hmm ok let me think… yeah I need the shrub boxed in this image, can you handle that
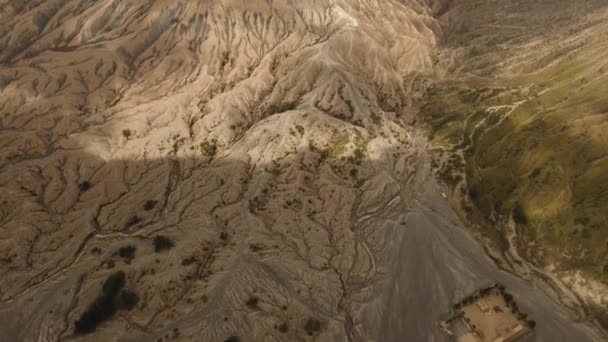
[181,257,196,266]
[117,290,139,311]
[512,203,528,225]
[153,235,174,252]
[468,187,480,201]
[200,140,217,157]
[143,200,158,211]
[124,215,141,229]
[245,296,259,309]
[304,318,322,336]
[79,181,92,192]
[277,322,289,333]
[103,271,126,295]
[117,246,136,262]
[74,271,126,334]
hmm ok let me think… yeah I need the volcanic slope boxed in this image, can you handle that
[0,1,605,342]
[0,0,440,341]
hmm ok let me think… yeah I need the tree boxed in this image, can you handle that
[512,203,528,225]
[153,235,175,252]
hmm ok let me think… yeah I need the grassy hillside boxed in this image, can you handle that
[421,43,608,283]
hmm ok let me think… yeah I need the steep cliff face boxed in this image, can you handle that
[0,1,444,341]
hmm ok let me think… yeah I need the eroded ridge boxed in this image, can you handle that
[0,1,443,340]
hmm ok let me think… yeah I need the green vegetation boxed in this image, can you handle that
[79,181,92,192]
[276,322,289,333]
[304,317,322,336]
[117,290,139,311]
[420,57,608,283]
[245,296,259,309]
[75,271,128,334]
[200,139,217,157]
[124,215,142,229]
[326,129,350,159]
[153,235,175,252]
[117,246,136,262]
[143,199,157,210]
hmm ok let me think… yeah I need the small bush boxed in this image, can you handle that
[143,200,158,211]
[79,181,92,192]
[249,244,263,252]
[117,246,136,262]
[304,318,322,336]
[124,215,142,229]
[153,235,174,252]
[181,257,196,266]
[277,322,289,333]
[512,204,528,225]
[224,336,240,342]
[245,296,259,309]
[117,290,139,311]
[122,129,132,139]
[200,140,217,157]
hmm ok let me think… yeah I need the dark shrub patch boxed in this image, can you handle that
[74,294,118,334]
[79,181,91,192]
[117,246,136,262]
[117,290,139,311]
[304,318,322,336]
[122,129,132,138]
[245,296,259,309]
[249,243,263,252]
[153,235,174,252]
[224,336,240,342]
[74,271,126,334]
[181,257,196,266]
[125,215,142,229]
[143,200,158,211]
[102,271,126,295]
[512,204,528,225]
[220,232,228,241]
[200,140,217,157]
[277,322,289,333]
[468,186,480,201]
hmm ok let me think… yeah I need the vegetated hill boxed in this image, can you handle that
[422,0,608,309]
